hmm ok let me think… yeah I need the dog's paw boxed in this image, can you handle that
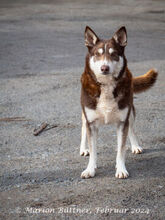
[115,167,129,179]
[81,167,96,179]
[132,146,143,154]
[80,149,90,156]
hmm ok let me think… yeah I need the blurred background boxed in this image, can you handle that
[0,1,165,219]
[0,0,164,78]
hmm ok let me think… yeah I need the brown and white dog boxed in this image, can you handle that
[80,26,158,179]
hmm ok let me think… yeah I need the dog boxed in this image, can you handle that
[80,26,158,179]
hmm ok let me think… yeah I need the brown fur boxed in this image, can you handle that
[133,69,158,93]
[113,67,133,110]
[81,54,101,110]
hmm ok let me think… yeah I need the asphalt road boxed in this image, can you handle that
[0,0,165,219]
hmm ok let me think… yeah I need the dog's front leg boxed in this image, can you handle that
[80,112,89,156]
[81,123,98,178]
[129,112,143,154]
[115,121,129,179]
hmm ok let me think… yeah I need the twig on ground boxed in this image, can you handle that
[0,117,30,122]
[33,123,48,136]
[44,124,58,131]
[33,123,58,136]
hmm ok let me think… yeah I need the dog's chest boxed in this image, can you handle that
[85,83,128,125]
[97,84,119,124]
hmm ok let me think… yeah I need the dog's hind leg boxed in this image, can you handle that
[81,123,98,178]
[128,112,143,154]
[115,121,129,179]
[80,112,89,156]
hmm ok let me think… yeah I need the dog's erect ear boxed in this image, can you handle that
[85,26,99,48]
[113,26,127,47]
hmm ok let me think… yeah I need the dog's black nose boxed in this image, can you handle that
[101,65,109,74]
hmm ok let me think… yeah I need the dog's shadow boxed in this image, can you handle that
[97,146,165,180]
[1,146,164,190]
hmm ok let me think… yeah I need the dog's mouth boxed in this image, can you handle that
[101,70,110,75]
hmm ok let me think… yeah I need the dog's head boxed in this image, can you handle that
[85,26,127,80]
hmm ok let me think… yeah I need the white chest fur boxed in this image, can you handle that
[85,82,128,125]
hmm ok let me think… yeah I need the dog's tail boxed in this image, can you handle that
[133,69,158,93]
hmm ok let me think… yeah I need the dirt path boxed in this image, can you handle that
[0,0,165,219]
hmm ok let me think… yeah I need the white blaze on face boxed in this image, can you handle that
[90,56,106,76]
[89,53,124,80]
[104,43,107,53]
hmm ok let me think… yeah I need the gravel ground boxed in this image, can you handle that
[0,0,165,219]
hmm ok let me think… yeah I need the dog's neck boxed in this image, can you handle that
[95,74,116,86]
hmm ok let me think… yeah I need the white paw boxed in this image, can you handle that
[80,149,89,156]
[132,146,143,154]
[115,167,129,179]
[81,167,96,179]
